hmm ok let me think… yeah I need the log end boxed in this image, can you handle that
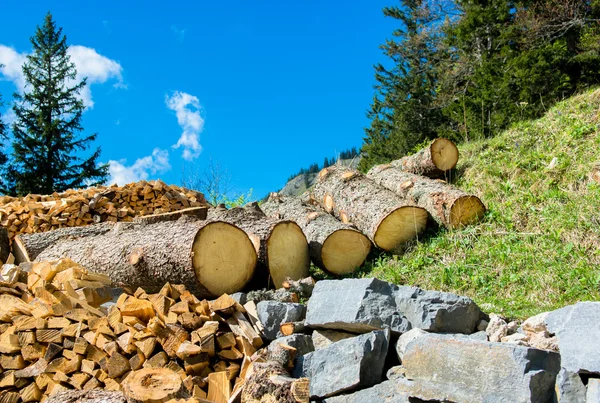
[267,222,310,288]
[450,196,486,228]
[374,206,429,251]
[431,138,459,171]
[122,368,183,402]
[321,229,372,275]
[192,221,257,296]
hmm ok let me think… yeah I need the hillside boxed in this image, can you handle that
[317,88,600,319]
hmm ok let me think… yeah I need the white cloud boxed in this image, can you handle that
[107,148,171,186]
[0,44,123,108]
[165,91,203,160]
[0,45,28,91]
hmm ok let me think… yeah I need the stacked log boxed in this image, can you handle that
[310,165,428,252]
[367,164,486,228]
[207,203,310,288]
[390,138,459,178]
[0,259,267,403]
[0,180,208,240]
[14,211,257,297]
[261,194,371,275]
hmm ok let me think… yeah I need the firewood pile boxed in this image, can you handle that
[0,259,281,403]
[0,180,207,239]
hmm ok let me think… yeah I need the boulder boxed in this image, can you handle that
[312,329,357,350]
[545,301,600,374]
[587,379,600,402]
[294,329,390,399]
[400,332,560,403]
[393,285,482,334]
[305,278,410,334]
[468,331,488,341]
[501,333,529,346]
[256,301,306,340]
[230,292,247,305]
[268,334,314,358]
[554,368,586,403]
[322,380,413,403]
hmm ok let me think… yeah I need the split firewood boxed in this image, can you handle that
[0,180,208,241]
[261,194,371,275]
[207,203,310,288]
[241,362,309,403]
[279,321,307,337]
[16,215,258,297]
[367,165,486,228]
[310,165,428,252]
[390,138,459,178]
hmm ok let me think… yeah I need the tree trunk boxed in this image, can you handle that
[261,195,371,275]
[311,166,428,252]
[391,138,459,178]
[14,215,257,297]
[367,164,486,228]
[241,362,309,403]
[0,227,10,264]
[207,203,309,289]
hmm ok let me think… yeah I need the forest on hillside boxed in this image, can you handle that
[359,0,600,171]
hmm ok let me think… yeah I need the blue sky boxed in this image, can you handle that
[0,1,396,198]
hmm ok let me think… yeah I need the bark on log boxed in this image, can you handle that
[261,194,371,275]
[241,362,309,403]
[45,390,127,403]
[310,165,428,252]
[12,207,207,263]
[390,138,459,178]
[207,203,309,288]
[367,164,486,228]
[14,215,257,297]
[0,227,10,264]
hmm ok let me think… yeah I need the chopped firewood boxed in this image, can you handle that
[218,347,244,361]
[20,382,42,402]
[217,333,237,350]
[279,321,307,336]
[227,312,263,348]
[143,351,168,369]
[207,371,231,403]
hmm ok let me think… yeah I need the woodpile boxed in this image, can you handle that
[0,258,274,403]
[0,180,207,243]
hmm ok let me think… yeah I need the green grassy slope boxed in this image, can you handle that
[320,88,600,319]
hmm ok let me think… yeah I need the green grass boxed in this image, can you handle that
[313,88,600,319]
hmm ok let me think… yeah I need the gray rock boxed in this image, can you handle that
[312,329,357,350]
[477,319,489,331]
[501,332,529,346]
[393,284,482,334]
[469,330,488,341]
[294,329,390,399]
[322,380,413,403]
[268,334,314,358]
[545,302,600,374]
[400,332,560,403]
[230,292,247,305]
[305,278,411,334]
[256,301,306,340]
[587,379,600,402]
[555,368,586,403]
[395,328,427,361]
[386,365,405,380]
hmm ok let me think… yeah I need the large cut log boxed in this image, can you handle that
[0,227,9,264]
[207,203,309,288]
[311,166,428,252]
[391,138,458,178]
[12,207,208,263]
[261,194,371,275]
[123,368,186,403]
[367,164,486,228]
[14,214,257,297]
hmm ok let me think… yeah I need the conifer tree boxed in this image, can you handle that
[0,87,7,190]
[359,0,447,172]
[7,13,107,195]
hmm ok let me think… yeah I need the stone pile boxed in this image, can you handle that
[252,277,600,403]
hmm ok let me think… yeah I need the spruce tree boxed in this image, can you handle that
[359,1,447,172]
[0,88,7,191]
[8,13,107,195]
